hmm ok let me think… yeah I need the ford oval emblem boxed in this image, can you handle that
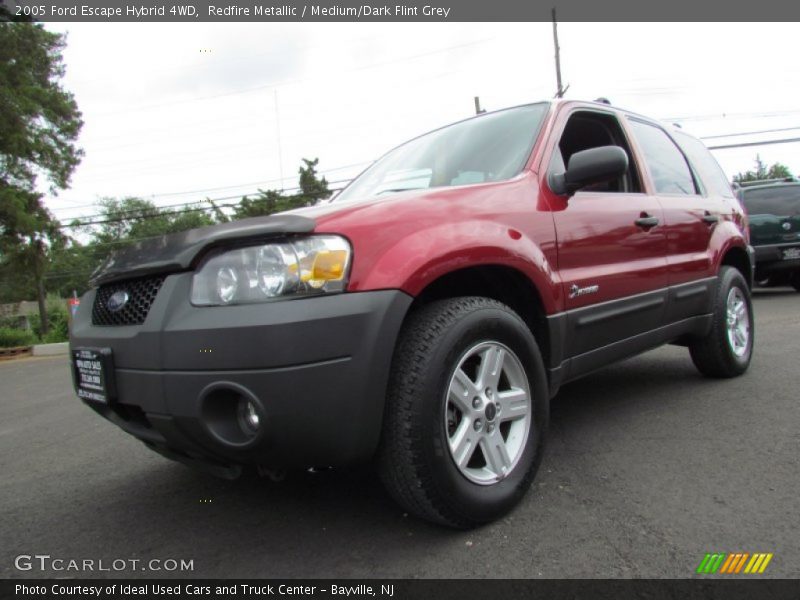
[107,290,129,313]
[783,222,792,231]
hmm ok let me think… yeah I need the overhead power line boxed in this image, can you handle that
[701,125,800,140]
[60,203,236,228]
[707,137,800,150]
[55,179,353,225]
[48,167,366,215]
[92,38,495,118]
[60,187,346,229]
[667,109,800,122]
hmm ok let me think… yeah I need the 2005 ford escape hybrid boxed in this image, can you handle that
[71,99,755,528]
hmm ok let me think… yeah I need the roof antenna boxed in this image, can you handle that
[594,97,611,105]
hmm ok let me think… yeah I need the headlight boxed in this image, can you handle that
[191,235,352,306]
[216,266,239,305]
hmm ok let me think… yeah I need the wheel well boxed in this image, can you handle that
[410,265,551,367]
[721,246,752,288]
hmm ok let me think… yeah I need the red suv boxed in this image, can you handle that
[71,100,755,528]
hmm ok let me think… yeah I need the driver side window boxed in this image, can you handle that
[550,111,643,194]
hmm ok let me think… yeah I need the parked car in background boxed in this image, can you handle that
[737,179,800,291]
[70,100,755,528]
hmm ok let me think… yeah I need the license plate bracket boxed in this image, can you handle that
[72,347,117,404]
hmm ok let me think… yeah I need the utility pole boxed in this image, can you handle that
[274,89,285,191]
[551,8,568,98]
[474,96,486,115]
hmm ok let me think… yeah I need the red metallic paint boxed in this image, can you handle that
[314,174,563,314]
[303,100,748,319]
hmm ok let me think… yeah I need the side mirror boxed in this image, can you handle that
[548,145,629,196]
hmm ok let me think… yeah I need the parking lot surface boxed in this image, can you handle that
[1,289,798,579]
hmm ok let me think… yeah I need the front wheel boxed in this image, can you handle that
[689,266,754,378]
[378,297,548,528]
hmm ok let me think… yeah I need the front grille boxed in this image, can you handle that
[92,275,166,326]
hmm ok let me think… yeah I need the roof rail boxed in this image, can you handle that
[736,177,797,188]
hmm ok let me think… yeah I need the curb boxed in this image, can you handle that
[0,346,32,360]
[32,342,69,357]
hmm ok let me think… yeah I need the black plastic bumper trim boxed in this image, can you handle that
[72,289,413,471]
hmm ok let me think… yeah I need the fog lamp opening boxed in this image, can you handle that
[201,382,265,448]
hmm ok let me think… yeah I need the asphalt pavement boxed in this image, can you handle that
[1,288,798,579]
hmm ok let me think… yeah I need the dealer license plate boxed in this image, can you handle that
[72,347,116,403]
[783,247,800,260]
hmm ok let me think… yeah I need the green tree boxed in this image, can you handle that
[766,163,793,180]
[0,190,65,312]
[733,155,794,183]
[0,22,83,333]
[297,158,331,203]
[231,157,331,219]
[79,197,216,246]
[45,240,99,299]
[206,198,230,223]
[233,188,292,219]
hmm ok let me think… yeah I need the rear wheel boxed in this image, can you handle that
[689,266,754,378]
[378,297,548,528]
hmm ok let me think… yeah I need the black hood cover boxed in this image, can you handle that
[90,214,315,286]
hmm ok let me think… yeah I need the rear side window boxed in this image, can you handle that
[628,119,698,195]
[672,130,735,198]
[741,186,800,216]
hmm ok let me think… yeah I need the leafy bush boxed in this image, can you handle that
[0,327,36,348]
[41,322,69,344]
[0,315,29,329]
[28,294,71,343]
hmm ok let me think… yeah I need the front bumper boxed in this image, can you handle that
[70,272,412,473]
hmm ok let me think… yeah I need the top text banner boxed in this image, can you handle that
[2,0,798,21]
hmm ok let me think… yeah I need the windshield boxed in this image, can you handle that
[742,185,800,216]
[335,103,549,202]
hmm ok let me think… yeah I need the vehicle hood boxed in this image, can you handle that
[89,184,515,286]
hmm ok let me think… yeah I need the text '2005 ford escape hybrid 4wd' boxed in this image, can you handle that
[71,100,755,528]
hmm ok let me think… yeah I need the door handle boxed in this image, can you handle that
[635,213,659,228]
[702,212,719,224]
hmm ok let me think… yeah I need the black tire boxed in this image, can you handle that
[378,297,548,529]
[790,272,800,292]
[689,266,754,378]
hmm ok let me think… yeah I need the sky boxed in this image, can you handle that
[41,22,800,225]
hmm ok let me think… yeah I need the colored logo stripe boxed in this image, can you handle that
[719,553,748,573]
[696,553,726,574]
[745,553,773,574]
[696,553,773,574]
